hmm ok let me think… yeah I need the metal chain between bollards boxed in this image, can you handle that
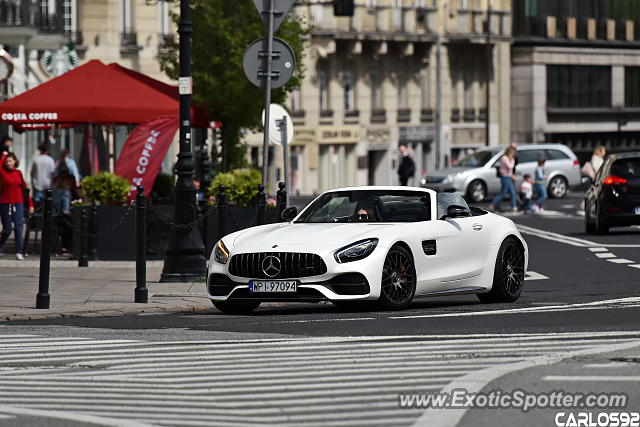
[57,204,135,239]
[147,204,214,231]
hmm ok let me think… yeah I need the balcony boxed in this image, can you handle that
[0,0,65,48]
[448,8,510,40]
[120,31,142,53]
[420,108,434,122]
[371,109,386,124]
[397,108,411,123]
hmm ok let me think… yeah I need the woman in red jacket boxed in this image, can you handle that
[0,151,34,260]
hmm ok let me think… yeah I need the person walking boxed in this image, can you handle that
[533,158,547,212]
[489,146,518,212]
[30,143,56,203]
[398,143,415,186]
[0,151,34,259]
[55,148,81,184]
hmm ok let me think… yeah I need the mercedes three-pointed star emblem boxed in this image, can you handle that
[261,255,281,278]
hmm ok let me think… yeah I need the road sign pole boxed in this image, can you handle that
[279,115,290,206]
[261,0,275,190]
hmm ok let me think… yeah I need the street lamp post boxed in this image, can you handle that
[485,6,492,147]
[160,0,206,282]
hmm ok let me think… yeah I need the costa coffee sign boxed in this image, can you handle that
[1,112,59,121]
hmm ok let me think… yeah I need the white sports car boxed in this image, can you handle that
[208,186,528,314]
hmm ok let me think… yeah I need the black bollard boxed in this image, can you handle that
[276,182,287,222]
[256,184,266,226]
[36,189,53,309]
[217,184,228,239]
[78,207,89,267]
[89,205,98,260]
[135,186,148,303]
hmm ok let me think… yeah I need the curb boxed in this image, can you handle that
[0,305,213,323]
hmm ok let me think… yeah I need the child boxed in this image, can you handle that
[519,174,534,214]
[533,158,547,212]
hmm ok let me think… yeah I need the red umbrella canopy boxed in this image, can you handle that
[0,60,179,125]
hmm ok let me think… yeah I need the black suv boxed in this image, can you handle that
[584,152,640,234]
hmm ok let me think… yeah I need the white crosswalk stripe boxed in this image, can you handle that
[1,332,640,427]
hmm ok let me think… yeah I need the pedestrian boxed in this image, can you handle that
[533,158,547,212]
[519,174,534,214]
[0,135,13,154]
[398,143,415,186]
[30,143,56,203]
[582,146,606,179]
[489,146,518,212]
[0,151,34,259]
[55,148,81,185]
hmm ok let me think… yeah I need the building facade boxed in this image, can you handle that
[511,0,640,161]
[250,0,512,195]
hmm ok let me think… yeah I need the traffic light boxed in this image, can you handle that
[334,0,354,16]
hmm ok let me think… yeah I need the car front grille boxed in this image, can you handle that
[228,252,328,279]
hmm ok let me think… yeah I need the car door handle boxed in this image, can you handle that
[472,223,483,231]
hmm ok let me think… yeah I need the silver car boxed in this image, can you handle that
[420,144,581,203]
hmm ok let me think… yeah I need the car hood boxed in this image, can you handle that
[230,222,395,250]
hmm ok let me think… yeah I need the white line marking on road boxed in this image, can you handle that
[525,271,549,281]
[516,224,640,248]
[630,264,640,269]
[583,362,636,368]
[412,340,640,427]
[0,405,154,427]
[596,253,616,258]
[589,247,608,252]
[608,258,634,264]
[543,375,640,382]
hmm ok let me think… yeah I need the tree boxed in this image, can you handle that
[159,0,310,172]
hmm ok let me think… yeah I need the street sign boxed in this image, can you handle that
[262,104,294,145]
[243,37,295,89]
[252,0,296,33]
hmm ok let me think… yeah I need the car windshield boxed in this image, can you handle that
[296,190,431,223]
[456,150,499,167]
[611,158,640,177]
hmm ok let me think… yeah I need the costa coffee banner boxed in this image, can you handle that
[114,116,178,199]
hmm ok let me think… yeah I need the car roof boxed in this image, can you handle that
[609,151,640,160]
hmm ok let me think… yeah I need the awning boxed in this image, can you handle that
[0,60,210,126]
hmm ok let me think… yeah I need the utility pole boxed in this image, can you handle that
[160,0,206,282]
[261,0,275,190]
[435,34,442,170]
[485,5,492,147]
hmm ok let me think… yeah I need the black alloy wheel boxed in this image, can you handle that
[379,245,416,310]
[477,238,525,303]
[467,180,487,203]
[212,300,260,315]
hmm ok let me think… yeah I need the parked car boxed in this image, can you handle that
[584,152,640,234]
[420,144,582,203]
[208,186,528,314]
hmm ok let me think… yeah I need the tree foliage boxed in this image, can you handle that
[159,0,310,171]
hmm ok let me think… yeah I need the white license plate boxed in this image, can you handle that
[635,207,640,215]
[249,281,297,293]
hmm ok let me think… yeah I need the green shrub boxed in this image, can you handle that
[209,169,262,207]
[81,172,131,206]
[151,172,175,202]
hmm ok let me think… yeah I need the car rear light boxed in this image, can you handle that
[603,175,628,185]
[573,160,580,166]
[606,206,622,212]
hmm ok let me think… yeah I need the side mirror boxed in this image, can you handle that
[281,206,298,222]
[581,176,593,185]
[441,205,470,220]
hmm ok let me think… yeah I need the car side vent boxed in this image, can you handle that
[422,240,437,255]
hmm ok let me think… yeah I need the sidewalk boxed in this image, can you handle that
[0,258,213,322]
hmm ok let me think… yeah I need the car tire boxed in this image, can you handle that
[477,238,525,304]
[378,245,416,310]
[594,205,609,235]
[212,300,260,314]
[466,180,487,203]
[585,201,596,234]
[548,176,568,198]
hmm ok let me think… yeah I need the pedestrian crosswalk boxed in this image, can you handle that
[0,332,639,427]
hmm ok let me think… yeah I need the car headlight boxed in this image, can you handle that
[214,240,230,264]
[334,238,378,263]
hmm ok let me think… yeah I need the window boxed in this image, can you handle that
[121,0,132,32]
[625,67,640,107]
[318,61,330,112]
[547,65,611,108]
[397,71,407,109]
[545,149,570,160]
[420,66,430,109]
[611,158,640,177]
[463,68,474,110]
[517,149,545,164]
[343,71,355,112]
[436,193,470,220]
[289,89,302,112]
[370,71,382,110]
[158,0,170,35]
